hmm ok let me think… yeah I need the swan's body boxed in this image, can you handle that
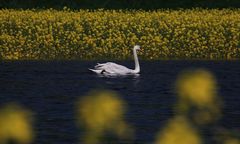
[89,45,141,75]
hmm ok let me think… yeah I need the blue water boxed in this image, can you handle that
[0,60,239,144]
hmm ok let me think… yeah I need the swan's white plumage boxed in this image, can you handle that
[94,62,133,74]
[89,45,141,75]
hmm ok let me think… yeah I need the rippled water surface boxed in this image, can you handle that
[0,61,239,144]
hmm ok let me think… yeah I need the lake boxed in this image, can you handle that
[0,60,239,144]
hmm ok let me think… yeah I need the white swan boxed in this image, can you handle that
[89,45,141,75]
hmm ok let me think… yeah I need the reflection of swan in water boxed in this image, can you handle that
[89,45,141,76]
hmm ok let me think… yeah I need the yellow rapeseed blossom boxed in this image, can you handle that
[216,129,240,144]
[76,90,134,144]
[0,103,34,144]
[224,138,240,144]
[155,116,202,144]
[175,69,221,125]
[176,69,217,106]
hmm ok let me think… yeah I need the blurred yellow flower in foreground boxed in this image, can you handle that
[216,129,240,144]
[224,138,240,144]
[0,103,34,144]
[175,69,221,125]
[176,69,217,106]
[155,116,202,144]
[76,90,134,144]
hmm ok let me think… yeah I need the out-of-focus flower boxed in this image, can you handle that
[216,128,240,144]
[155,116,202,144]
[176,69,217,107]
[0,103,34,144]
[175,69,221,125]
[224,138,240,144]
[76,90,134,144]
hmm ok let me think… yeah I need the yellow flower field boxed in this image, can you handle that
[0,9,239,60]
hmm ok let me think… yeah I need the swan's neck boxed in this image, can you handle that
[133,48,140,73]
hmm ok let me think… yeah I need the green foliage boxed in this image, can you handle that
[0,9,239,60]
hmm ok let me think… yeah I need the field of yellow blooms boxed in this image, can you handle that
[0,9,240,60]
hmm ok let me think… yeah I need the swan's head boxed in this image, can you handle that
[134,45,141,50]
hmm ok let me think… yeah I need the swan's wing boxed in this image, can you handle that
[94,63,107,69]
[94,62,131,74]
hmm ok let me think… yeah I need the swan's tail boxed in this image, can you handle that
[88,68,103,74]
